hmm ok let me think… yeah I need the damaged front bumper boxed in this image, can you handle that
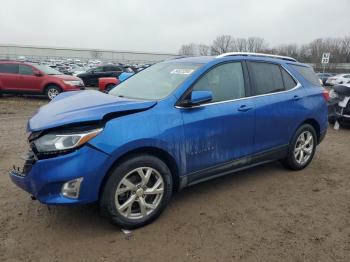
[9,145,110,205]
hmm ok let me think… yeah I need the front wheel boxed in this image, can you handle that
[45,85,61,100]
[281,124,317,170]
[100,155,173,229]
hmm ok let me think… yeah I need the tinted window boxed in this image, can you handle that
[291,65,321,86]
[281,68,297,90]
[104,66,122,72]
[192,62,245,102]
[249,62,284,95]
[0,63,18,74]
[19,65,34,75]
[93,67,103,73]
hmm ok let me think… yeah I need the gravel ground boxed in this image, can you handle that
[0,96,350,262]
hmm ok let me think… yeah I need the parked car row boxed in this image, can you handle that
[317,72,350,86]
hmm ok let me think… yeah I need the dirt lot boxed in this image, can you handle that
[0,96,349,262]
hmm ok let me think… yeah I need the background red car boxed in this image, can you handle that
[98,77,120,93]
[0,61,85,99]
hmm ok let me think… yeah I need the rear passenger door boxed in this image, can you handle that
[0,63,19,90]
[247,61,306,153]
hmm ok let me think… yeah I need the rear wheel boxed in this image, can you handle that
[105,84,116,93]
[45,85,61,100]
[281,124,317,170]
[100,155,173,229]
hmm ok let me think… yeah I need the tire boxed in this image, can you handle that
[105,84,116,93]
[45,85,61,100]
[281,124,317,170]
[100,154,173,229]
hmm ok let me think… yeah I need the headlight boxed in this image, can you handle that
[63,80,83,86]
[33,128,102,153]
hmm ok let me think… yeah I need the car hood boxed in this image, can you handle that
[28,90,156,132]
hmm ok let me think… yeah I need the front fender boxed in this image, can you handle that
[89,102,186,176]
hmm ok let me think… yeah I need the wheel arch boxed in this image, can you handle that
[299,118,321,143]
[98,146,180,200]
[43,83,63,94]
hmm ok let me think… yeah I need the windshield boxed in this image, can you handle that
[109,62,201,100]
[32,64,63,75]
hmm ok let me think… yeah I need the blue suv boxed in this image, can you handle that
[10,53,328,228]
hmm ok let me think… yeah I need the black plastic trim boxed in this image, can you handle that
[179,144,288,188]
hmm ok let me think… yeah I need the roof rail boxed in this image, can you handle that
[216,52,297,62]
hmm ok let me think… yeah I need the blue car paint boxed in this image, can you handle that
[10,55,328,205]
[118,72,134,82]
[28,90,156,131]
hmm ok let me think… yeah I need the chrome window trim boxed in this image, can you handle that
[175,63,300,109]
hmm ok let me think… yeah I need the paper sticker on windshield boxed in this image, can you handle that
[170,69,194,75]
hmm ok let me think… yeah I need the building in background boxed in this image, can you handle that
[0,44,177,64]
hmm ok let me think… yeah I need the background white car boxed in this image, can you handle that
[326,74,350,86]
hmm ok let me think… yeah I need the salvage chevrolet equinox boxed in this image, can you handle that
[10,53,328,229]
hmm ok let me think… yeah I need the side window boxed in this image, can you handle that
[113,66,122,72]
[192,62,245,102]
[93,67,103,73]
[249,62,285,95]
[281,68,297,90]
[0,63,18,74]
[19,65,34,76]
[103,66,112,72]
[104,66,121,72]
[290,64,321,86]
[344,75,350,79]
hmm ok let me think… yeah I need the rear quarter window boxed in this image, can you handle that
[290,64,321,86]
[248,62,285,95]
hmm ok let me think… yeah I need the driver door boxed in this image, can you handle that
[180,62,255,175]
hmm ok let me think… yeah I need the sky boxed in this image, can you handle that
[0,0,349,54]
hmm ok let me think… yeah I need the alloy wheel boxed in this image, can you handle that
[115,167,164,220]
[47,88,59,99]
[294,130,314,165]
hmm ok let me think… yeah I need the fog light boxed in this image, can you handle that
[61,178,83,199]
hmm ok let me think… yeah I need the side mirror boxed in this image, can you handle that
[34,71,43,77]
[181,90,213,107]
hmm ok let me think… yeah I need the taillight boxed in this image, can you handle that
[322,89,330,101]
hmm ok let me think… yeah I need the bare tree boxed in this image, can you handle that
[342,37,350,62]
[178,43,196,56]
[232,38,248,52]
[177,35,350,69]
[246,37,267,52]
[198,44,210,56]
[210,35,234,55]
[275,44,299,58]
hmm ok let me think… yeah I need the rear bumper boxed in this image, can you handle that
[9,145,109,205]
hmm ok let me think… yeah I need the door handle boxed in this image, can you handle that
[237,105,253,112]
[293,95,300,101]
